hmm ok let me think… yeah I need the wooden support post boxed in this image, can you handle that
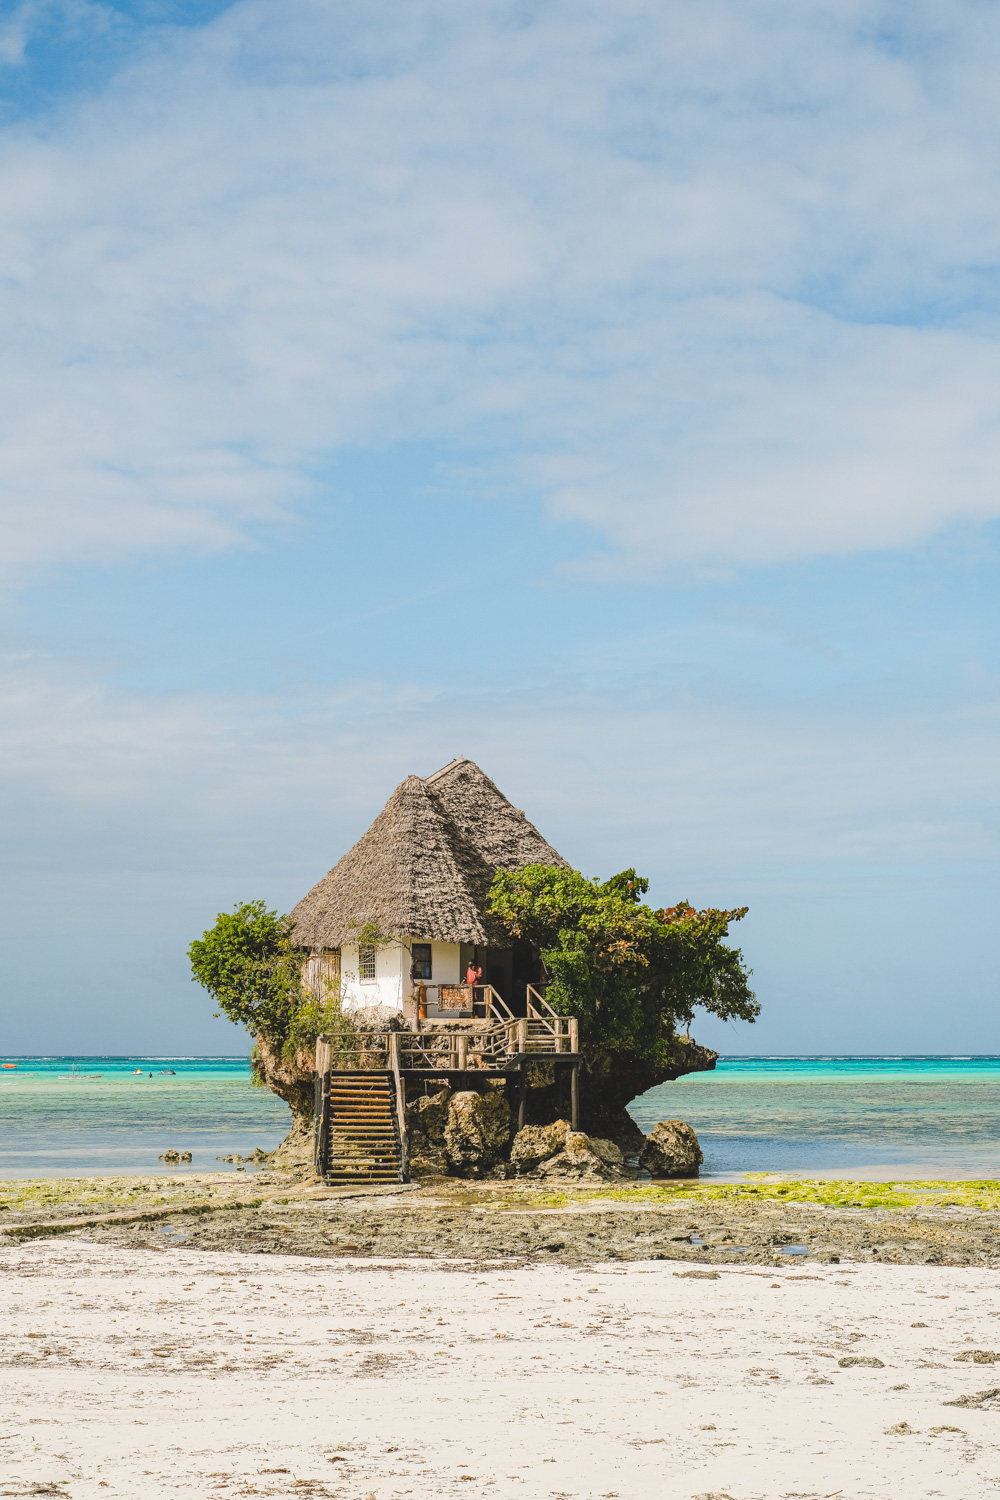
[313,1070,323,1174]
[517,1018,528,1057]
[388,1031,410,1183]
[570,1061,579,1132]
[456,1033,468,1071]
[518,1066,528,1133]
[314,1036,333,1177]
[568,1017,579,1056]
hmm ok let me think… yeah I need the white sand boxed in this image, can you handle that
[2,1240,1000,1499]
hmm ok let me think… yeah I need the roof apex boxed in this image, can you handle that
[289,759,568,950]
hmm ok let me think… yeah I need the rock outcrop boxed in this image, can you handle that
[406,1087,452,1176]
[509,1119,570,1173]
[590,1138,625,1172]
[443,1089,512,1177]
[510,1122,626,1181]
[250,996,721,1178]
[515,1035,719,1150]
[638,1119,703,1178]
[267,1114,316,1172]
[252,1035,317,1161]
[537,1131,625,1181]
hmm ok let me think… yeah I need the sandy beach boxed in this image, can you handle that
[4,1230,1000,1499]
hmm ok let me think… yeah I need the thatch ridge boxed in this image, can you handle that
[425,758,570,874]
[290,759,568,949]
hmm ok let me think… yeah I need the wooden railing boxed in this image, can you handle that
[397,1024,507,1071]
[410,983,514,1021]
[314,1005,583,1166]
[314,1013,578,1076]
[526,985,578,1055]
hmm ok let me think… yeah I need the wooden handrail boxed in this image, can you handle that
[317,1012,578,1073]
[525,986,576,1051]
[313,1037,332,1175]
[526,984,560,1023]
[388,1032,410,1183]
[411,983,515,1022]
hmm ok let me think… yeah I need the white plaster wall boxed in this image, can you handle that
[430,941,460,985]
[340,940,406,1012]
[339,937,462,1012]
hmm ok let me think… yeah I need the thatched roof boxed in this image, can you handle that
[290,758,569,949]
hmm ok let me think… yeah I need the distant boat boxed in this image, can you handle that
[1,1063,15,1070]
[58,1074,102,1079]
[132,1068,144,1074]
[157,1069,176,1075]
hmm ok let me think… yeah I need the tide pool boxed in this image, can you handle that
[0,1057,291,1178]
[629,1055,1000,1179]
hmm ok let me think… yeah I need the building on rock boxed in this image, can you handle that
[290,757,569,1020]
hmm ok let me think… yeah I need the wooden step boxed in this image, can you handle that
[318,1068,404,1185]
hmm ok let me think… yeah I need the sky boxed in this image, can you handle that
[1,0,999,1057]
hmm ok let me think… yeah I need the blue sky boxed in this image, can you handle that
[1,0,999,1056]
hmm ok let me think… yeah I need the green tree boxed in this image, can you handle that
[188,901,304,1049]
[189,904,388,1155]
[490,865,758,1137]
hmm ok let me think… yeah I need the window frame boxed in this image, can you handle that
[410,942,432,980]
[358,944,377,983]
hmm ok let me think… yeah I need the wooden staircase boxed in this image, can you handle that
[321,1071,403,1186]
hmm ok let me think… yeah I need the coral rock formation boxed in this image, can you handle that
[406,1087,452,1175]
[509,1121,626,1181]
[638,1118,704,1178]
[442,1090,512,1177]
[509,1119,571,1173]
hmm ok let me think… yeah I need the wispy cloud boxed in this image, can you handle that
[3,0,1000,578]
[0,0,48,66]
[0,0,116,69]
[3,649,996,889]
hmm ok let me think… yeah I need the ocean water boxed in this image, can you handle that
[629,1056,1000,1180]
[0,1058,291,1178]
[4,1054,1000,1181]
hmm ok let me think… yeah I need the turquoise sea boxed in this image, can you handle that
[3,1055,1000,1180]
[631,1056,1000,1180]
[0,1057,291,1179]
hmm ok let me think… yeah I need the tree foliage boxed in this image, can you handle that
[490,865,758,1063]
[188,901,306,1050]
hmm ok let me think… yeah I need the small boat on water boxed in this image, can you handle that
[158,1069,176,1075]
[1,1063,16,1070]
[58,1072,102,1079]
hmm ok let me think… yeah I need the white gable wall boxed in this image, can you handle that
[340,937,460,1013]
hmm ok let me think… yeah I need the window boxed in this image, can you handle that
[410,943,432,980]
[359,944,376,982]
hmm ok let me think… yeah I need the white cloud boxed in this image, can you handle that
[2,650,997,894]
[3,0,1000,575]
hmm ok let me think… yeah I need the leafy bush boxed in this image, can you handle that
[490,864,758,1063]
[189,901,306,1053]
[190,902,395,1069]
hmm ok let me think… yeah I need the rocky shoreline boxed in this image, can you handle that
[4,1173,1000,1269]
[405,1089,705,1182]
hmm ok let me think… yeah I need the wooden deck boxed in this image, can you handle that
[313,988,580,1182]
